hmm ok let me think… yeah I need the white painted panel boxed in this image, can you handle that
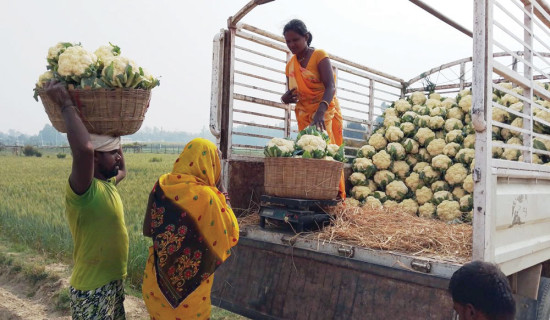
[493,176,550,275]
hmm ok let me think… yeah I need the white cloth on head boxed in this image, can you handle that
[90,134,121,152]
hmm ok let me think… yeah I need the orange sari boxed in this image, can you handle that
[287,49,345,198]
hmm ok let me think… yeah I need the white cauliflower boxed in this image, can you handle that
[413,162,430,173]
[345,198,361,207]
[296,134,327,157]
[426,98,442,108]
[436,200,462,222]
[445,163,468,186]
[492,145,504,158]
[372,150,392,170]
[385,126,405,142]
[441,97,457,109]
[387,142,406,160]
[406,154,419,166]
[445,130,464,144]
[94,43,120,66]
[501,93,519,106]
[445,118,464,132]
[510,117,523,136]
[351,186,371,201]
[410,91,427,105]
[101,55,141,87]
[463,174,474,193]
[402,111,417,123]
[400,199,419,216]
[492,107,510,123]
[414,115,431,127]
[460,195,473,212]
[452,186,467,200]
[357,145,376,158]
[374,170,395,188]
[47,42,75,66]
[353,158,377,178]
[419,203,436,218]
[384,116,401,128]
[430,107,447,118]
[368,133,388,150]
[415,186,433,205]
[432,154,453,171]
[372,191,387,202]
[402,138,419,154]
[458,95,472,112]
[349,172,367,186]
[519,154,544,164]
[447,107,465,121]
[427,139,446,156]
[394,99,412,113]
[57,46,98,78]
[434,130,446,140]
[36,71,54,88]
[429,92,442,100]
[429,116,445,130]
[420,165,440,184]
[415,128,436,146]
[443,142,461,157]
[456,148,475,164]
[365,196,383,209]
[384,108,398,118]
[265,137,295,157]
[433,190,453,205]
[417,148,432,163]
[431,180,451,192]
[463,134,476,149]
[405,172,423,191]
[391,160,410,179]
[400,122,416,137]
[386,180,409,201]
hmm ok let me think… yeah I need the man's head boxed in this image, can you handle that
[91,135,121,180]
[449,261,516,320]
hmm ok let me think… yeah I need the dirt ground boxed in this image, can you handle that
[0,261,149,320]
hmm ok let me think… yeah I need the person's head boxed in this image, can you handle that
[449,261,516,320]
[172,138,221,187]
[283,19,312,55]
[91,135,122,180]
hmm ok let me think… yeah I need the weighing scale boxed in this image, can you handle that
[258,195,338,232]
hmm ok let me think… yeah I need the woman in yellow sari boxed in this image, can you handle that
[281,19,346,199]
[142,138,239,320]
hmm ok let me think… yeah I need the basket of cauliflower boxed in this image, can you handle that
[34,42,160,136]
[263,127,345,200]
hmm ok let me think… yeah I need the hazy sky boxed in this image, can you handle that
[0,0,473,135]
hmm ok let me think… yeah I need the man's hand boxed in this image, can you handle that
[44,80,73,109]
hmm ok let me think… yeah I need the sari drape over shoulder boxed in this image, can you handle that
[142,138,239,319]
[286,49,346,198]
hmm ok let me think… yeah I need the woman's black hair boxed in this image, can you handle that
[449,261,516,319]
[283,19,313,46]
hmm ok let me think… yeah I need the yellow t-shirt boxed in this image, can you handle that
[66,178,129,291]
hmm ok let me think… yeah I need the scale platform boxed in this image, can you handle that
[258,195,338,232]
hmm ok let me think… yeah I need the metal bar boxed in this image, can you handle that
[235,70,286,85]
[241,23,285,43]
[339,105,369,115]
[368,79,376,135]
[236,30,288,52]
[234,93,288,110]
[337,86,370,98]
[235,57,285,74]
[332,62,403,89]
[233,108,285,121]
[233,120,284,131]
[460,62,466,89]
[409,0,473,38]
[210,31,224,139]
[234,81,284,96]
[235,45,286,63]
[524,0,535,163]
[232,131,275,140]
[232,143,264,150]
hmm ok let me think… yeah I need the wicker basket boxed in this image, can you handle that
[37,88,151,136]
[264,157,344,200]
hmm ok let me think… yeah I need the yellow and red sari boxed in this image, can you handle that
[286,49,346,198]
[142,138,239,320]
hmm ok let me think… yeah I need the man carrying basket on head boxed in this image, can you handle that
[45,80,129,320]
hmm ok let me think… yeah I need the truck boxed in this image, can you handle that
[208,1,550,318]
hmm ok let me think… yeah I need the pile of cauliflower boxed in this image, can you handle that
[348,86,550,224]
[34,42,159,100]
[264,126,346,162]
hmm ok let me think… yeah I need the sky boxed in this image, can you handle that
[0,0,473,135]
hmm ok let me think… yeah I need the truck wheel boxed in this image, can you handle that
[536,277,550,320]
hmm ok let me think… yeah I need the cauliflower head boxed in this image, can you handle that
[443,142,461,158]
[416,148,432,163]
[445,163,468,185]
[415,128,436,146]
[351,186,372,201]
[402,138,419,154]
[265,138,295,157]
[419,203,436,218]
[413,162,430,173]
[372,150,392,170]
[441,97,457,109]
[349,172,367,186]
[400,199,419,216]
[57,46,98,78]
[456,148,475,165]
[394,99,412,113]
[426,98,442,108]
[405,172,424,191]
[431,180,451,192]
[445,118,464,132]
[353,158,377,178]
[365,196,383,209]
[415,186,433,205]
[445,130,465,144]
[463,134,476,149]
[368,133,388,150]
[463,174,474,193]
[386,180,409,201]
[387,142,406,160]
[436,200,462,222]
[410,91,427,105]
[374,170,395,188]
[432,154,453,171]
[429,116,445,130]
[427,138,446,157]
[420,165,440,184]
[357,145,376,158]
[385,126,405,142]
[400,122,416,137]
[391,160,410,179]
[458,95,472,112]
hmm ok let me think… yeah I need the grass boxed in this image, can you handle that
[0,153,247,319]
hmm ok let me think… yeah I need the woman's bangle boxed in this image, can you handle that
[320,100,330,108]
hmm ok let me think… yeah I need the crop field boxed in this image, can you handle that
[0,152,176,288]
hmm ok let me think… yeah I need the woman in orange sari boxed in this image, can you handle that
[281,19,346,199]
[142,138,239,320]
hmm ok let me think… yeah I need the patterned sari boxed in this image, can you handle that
[142,138,239,320]
[287,49,346,198]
